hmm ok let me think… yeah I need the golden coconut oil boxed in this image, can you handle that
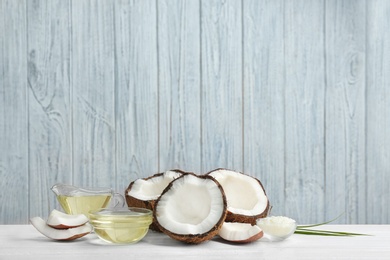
[57,195,111,216]
[89,209,153,244]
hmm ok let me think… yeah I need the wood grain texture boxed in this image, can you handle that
[366,0,390,224]
[3,0,390,225]
[71,0,116,188]
[27,0,72,220]
[201,0,243,173]
[243,0,285,217]
[114,0,159,194]
[284,0,326,224]
[325,0,366,224]
[157,0,201,174]
[0,0,28,224]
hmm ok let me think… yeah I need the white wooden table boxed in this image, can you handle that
[0,225,388,259]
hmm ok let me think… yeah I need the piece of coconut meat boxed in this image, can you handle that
[46,209,89,229]
[31,217,92,241]
[218,222,263,243]
[154,173,227,244]
[207,168,270,224]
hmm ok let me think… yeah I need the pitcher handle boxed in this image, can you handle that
[112,193,125,208]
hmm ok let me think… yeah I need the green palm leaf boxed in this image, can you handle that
[294,213,370,236]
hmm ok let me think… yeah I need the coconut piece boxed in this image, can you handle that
[207,168,270,225]
[154,173,227,244]
[125,170,184,231]
[46,209,89,229]
[218,222,263,243]
[256,216,296,241]
[30,217,92,241]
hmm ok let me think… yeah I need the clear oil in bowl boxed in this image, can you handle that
[89,208,153,244]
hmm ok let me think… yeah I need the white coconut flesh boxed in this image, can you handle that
[30,216,92,241]
[46,209,89,229]
[128,170,182,200]
[155,174,226,235]
[208,169,268,216]
[219,222,263,242]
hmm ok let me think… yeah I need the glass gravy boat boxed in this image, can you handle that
[51,183,125,217]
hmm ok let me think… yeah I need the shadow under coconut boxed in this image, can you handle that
[26,235,90,244]
[210,236,259,246]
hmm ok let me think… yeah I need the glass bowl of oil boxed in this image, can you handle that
[89,207,153,244]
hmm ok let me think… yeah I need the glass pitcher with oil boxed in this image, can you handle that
[51,183,125,217]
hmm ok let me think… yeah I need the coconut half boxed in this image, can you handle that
[30,217,92,241]
[207,168,270,225]
[218,222,263,243]
[46,209,89,229]
[125,170,184,231]
[154,173,227,244]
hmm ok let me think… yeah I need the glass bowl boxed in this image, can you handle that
[89,207,153,244]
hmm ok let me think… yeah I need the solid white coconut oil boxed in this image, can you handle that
[256,216,297,240]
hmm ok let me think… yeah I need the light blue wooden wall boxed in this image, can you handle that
[1,0,389,225]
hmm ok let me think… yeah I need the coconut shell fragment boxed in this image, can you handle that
[218,222,264,243]
[46,209,89,229]
[30,216,92,241]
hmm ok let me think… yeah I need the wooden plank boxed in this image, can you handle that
[72,0,116,189]
[1,0,389,225]
[114,0,158,193]
[157,0,201,174]
[284,0,326,224]
[243,0,285,216]
[325,0,366,224]
[201,0,243,173]
[0,0,28,224]
[366,0,390,224]
[27,0,72,219]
